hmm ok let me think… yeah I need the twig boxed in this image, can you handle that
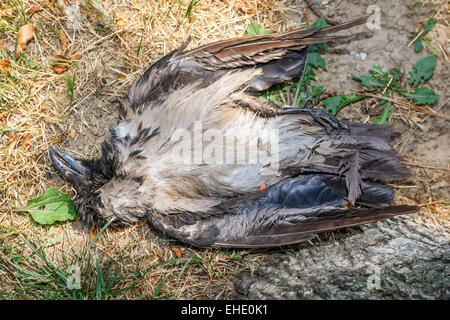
[304,0,338,25]
[401,161,450,172]
[360,92,450,119]
[419,198,450,207]
[407,29,424,47]
[77,28,125,56]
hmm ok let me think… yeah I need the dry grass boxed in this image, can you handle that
[0,0,448,299]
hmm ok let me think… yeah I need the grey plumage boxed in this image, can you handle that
[49,16,418,248]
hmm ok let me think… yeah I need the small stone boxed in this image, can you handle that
[348,49,356,56]
[359,52,367,60]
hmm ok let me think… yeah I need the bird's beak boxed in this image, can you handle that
[48,148,89,187]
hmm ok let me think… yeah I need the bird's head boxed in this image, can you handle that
[48,147,148,229]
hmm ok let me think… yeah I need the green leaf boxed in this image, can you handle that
[373,102,392,124]
[308,18,328,30]
[321,93,365,115]
[390,68,403,81]
[369,65,386,76]
[401,87,439,105]
[246,23,271,36]
[407,55,437,86]
[322,95,343,115]
[23,187,78,225]
[413,39,423,52]
[423,17,436,33]
[308,52,326,71]
[352,74,383,88]
[262,92,281,106]
[311,85,324,100]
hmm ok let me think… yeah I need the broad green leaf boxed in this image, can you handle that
[390,68,403,82]
[307,18,328,30]
[373,102,392,124]
[423,18,436,33]
[407,55,437,86]
[311,85,324,100]
[340,93,366,107]
[369,65,386,76]
[321,93,365,115]
[352,74,383,88]
[23,187,78,225]
[322,95,343,115]
[308,52,326,71]
[413,39,423,52]
[401,87,439,105]
[246,23,271,36]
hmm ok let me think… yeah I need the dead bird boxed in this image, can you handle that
[49,16,418,248]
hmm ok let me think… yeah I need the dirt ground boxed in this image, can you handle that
[0,0,448,299]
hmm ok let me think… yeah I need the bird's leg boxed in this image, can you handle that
[235,95,280,117]
[280,107,350,136]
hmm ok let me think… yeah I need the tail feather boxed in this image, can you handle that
[322,175,394,208]
[313,122,411,204]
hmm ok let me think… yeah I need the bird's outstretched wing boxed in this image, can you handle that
[146,175,418,248]
[126,16,369,110]
[178,16,368,70]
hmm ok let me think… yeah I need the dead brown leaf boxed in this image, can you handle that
[369,104,386,116]
[135,219,148,228]
[0,60,10,75]
[68,128,76,139]
[259,183,266,192]
[7,133,20,151]
[414,21,423,35]
[89,227,100,243]
[59,29,69,52]
[22,135,32,150]
[26,6,43,18]
[71,54,81,61]
[51,55,70,74]
[15,24,35,59]
[171,246,183,258]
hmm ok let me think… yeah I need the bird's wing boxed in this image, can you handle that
[146,175,418,248]
[125,16,369,110]
[175,16,369,91]
[178,16,368,70]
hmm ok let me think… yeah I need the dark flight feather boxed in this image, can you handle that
[146,176,417,248]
